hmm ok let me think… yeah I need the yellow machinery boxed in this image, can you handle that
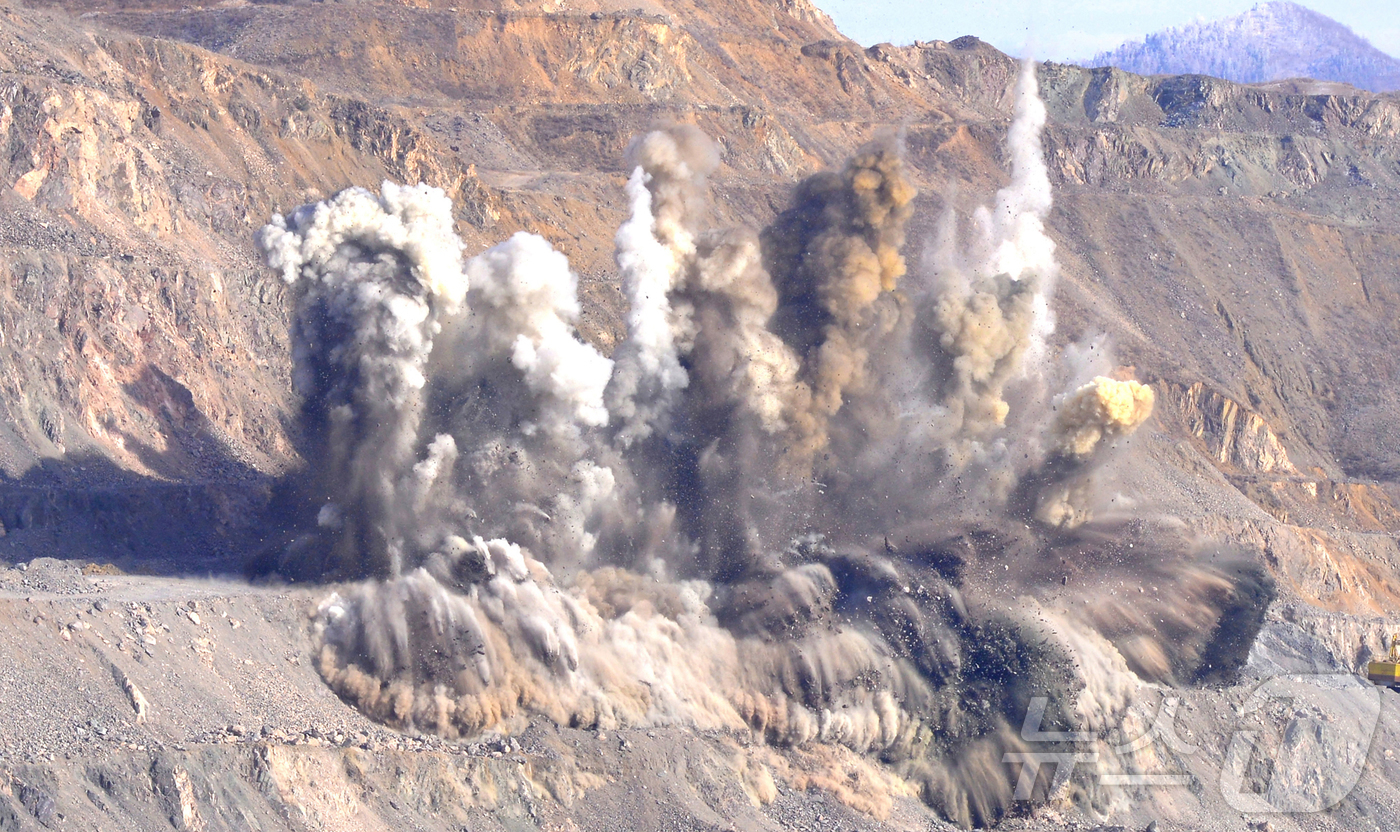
[1367,633,1400,688]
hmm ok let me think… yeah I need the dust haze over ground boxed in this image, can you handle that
[253,63,1271,828]
[4,0,1400,829]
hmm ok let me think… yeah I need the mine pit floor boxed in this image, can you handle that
[1,558,1399,832]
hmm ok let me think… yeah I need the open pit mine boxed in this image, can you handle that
[0,1,1398,830]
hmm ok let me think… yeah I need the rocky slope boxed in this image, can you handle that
[9,0,1399,607]
[3,560,1400,832]
[0,0,1398,828]
[1088,1,1400,93]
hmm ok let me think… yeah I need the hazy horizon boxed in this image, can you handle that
[811,1,1400,64]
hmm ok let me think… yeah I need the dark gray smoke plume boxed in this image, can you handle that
[258,64,1273,829]
[258,183,469,579]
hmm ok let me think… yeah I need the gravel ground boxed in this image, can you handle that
[1,561,1398,831]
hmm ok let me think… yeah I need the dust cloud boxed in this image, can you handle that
[257,63,1271,828]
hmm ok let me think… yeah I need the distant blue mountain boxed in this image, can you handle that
[1088,2,1400,92]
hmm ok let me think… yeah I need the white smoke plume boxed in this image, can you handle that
[606,168,689,443]
[466,232,614,436]
[920,62,1058,457]
[606,127,718,444]
[259,65,1272,830]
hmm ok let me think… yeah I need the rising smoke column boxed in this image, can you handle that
[607,128,923,580]
[606,126,723,445]
[256,183,617,580]
[921,63,1057,457]
[257,183,468,579]
[263,64,1273,831]
[416,228,619,569]
[763,136,917,474]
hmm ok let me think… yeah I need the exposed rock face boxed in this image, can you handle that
[1165,382,1299,475]
[9,0,1386,600]
[1,0,1399,828]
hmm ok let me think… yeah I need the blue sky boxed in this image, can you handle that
[810,1,1400,63]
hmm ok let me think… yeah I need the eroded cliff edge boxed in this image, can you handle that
[1,0,1398,828]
